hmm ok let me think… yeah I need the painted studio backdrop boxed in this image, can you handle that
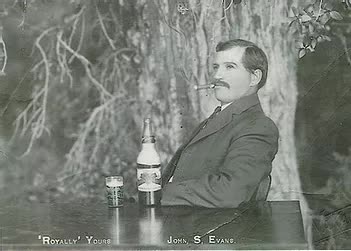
[0,0,350,249]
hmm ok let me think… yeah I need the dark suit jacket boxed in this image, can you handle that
[161,93,279,208]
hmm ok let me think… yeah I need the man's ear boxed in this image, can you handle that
[249,69,262,87]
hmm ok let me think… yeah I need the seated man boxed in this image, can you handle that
[161,39,279,208]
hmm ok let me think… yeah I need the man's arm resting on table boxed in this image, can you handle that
[161,119,279,208]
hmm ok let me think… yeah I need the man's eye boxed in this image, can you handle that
[226,65,235,69]
[213,65,219,70]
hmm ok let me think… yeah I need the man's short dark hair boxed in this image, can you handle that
[216,39,268,89]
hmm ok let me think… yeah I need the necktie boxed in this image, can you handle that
[162,106,222,184]
[212,106,222,116]
[202,106,221,129]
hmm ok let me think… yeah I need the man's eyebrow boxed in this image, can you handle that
[223,62,238,65]
[212,62,239,66]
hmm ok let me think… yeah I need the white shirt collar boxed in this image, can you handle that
[221,102,232,111]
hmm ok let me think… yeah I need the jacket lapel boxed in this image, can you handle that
[186,94,260,147]
[161,119,209,184]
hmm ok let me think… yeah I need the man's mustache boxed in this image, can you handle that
[210,80,230,88]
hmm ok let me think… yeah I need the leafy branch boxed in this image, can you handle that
[289,0,348,58]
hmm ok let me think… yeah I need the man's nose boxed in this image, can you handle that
[213,69,222,80]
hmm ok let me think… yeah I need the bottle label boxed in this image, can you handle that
[137,166,161,192]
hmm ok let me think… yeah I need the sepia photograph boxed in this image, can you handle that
[0,0,350,250]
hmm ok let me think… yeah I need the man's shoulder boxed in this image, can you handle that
[235,102,265,123]
[235,106,279,137]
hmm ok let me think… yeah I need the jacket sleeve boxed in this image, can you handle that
[161,119,279,208]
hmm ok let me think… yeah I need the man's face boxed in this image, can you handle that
[212,47,253,105]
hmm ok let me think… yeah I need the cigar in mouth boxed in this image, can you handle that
[194,84,215,90]
[194,82,228,90]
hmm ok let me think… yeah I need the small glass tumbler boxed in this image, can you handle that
[105,176,124,207]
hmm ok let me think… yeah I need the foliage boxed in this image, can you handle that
[288,0,351,58]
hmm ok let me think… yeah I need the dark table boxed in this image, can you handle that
[0,200,307,250]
